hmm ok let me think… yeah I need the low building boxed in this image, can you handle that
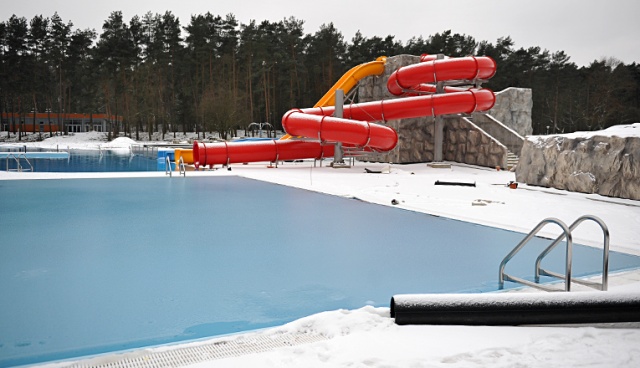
[1,113,123,133]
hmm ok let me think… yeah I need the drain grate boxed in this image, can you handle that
[67,332,328,368]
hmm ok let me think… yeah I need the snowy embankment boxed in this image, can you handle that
[4,132,640,368]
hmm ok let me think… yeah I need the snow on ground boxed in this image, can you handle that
[4,132,640,367]
[529,122,640,143]
[190,305,640,368]
[0,131,109,150]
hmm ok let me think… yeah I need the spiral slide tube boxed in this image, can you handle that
[193,117,395,167]
[292,88,496,123]
[193,139,335,168]
[387,55,497,96]
[193,55,497,168]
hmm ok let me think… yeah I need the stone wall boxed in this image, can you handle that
[471,113,525,155]
[488,87,533,137]
[444,117,508,168]
[358,54,420,102]
[359,117,436,164]
[515,132,640,200]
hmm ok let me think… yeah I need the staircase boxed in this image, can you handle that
[507,151,519,170]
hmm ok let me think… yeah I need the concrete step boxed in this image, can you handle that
[507,151,519,170]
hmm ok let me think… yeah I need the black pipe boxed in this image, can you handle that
[391,292,640,326]
[434,180,475,187]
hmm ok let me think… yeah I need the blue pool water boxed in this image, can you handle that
[1,176,639,367]
[1,149,158,172]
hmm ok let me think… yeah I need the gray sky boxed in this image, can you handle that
[3,0,639,66]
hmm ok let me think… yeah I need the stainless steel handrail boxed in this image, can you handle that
[535,215,610,291]
[178,156,186,177]
[23,155,33,171]
[498,218,573,291]
[165,155,172,177]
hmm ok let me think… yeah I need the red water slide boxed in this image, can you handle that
[193,55,496,168]
[387,55,497,96]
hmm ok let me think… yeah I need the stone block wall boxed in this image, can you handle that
[489,87,533,137]
[358,54,420,102]
[443,117,508,168]
[471,113,525,155]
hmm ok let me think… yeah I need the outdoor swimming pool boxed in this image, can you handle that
[1,148,158,172]
[1,176,639,367]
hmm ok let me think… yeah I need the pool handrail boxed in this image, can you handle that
[165,155,173,177]
[499,217,573,292]
[178,156,186,176]
[534,215,610,291]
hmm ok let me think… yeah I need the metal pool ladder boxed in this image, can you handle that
[4,153,33,172]
[499,215,610,292]
[165,155,186,177]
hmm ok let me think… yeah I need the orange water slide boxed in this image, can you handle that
[314,56,387,108]
[193,55,497,168]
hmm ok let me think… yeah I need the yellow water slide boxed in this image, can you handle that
[314,56,387,108]
[280,56,387,139]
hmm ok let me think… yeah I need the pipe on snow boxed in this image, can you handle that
[390,292,640,326]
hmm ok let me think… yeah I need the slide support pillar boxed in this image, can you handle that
[433,54,445,163]
[332,89,347,167]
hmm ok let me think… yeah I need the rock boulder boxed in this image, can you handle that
[515,124,640,200]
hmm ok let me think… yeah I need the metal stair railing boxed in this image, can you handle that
[499,218,573,292]
[535,215,609,291]
[499,215,610,292]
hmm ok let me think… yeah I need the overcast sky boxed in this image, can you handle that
[3,0,639,67]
